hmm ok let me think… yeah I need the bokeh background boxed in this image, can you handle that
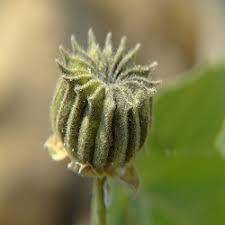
[1,1,225,225]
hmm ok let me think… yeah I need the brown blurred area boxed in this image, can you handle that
[0,1,225,225]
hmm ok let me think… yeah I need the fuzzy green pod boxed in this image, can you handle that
[45,29,159,187]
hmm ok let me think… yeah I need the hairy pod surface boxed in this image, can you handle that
[45,29,159,185]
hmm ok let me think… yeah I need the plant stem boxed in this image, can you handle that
[91,177,107,225]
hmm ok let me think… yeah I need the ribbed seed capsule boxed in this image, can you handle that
[45,29,159,186]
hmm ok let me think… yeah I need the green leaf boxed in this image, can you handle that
[108,64,225,225]
[149,64,225,154]
[216,118,225,156]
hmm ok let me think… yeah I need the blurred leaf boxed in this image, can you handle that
[216,118,225,156]
[149,64,225,154]
[108,64,225,225]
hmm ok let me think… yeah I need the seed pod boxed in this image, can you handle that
[45,29,159,187]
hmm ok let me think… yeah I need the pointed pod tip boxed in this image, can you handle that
[71,34,77,46]
[107,31,112,37]
[55,59,69,73]
[136,43,141,48]
[88,27,94,34]
[151,61,158,67]
[59,45,63,50]
[121,35,127,43]
[55,59,65,72]
[105,32,112,42]
[151,79,162,85]
[55,58,62,65]
[71,34,75,41]
[55,58,60,64]
[88,28,97,46]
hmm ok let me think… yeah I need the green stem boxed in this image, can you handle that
[91,177,107,225]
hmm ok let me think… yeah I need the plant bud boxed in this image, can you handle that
[45,29,159,188]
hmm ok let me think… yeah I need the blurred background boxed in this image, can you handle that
[1,1,225,225]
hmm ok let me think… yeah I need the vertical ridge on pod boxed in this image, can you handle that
[122,81,151,149]
[107,86,129,167]
[121,87,141,163]
[126,107,141,162]
[64,93,87,157]
[136,92,151,149]
[93,88,116,170]
[65,79,102,157]
[77,85,105,164]
[55,80,76,140]
[50,78,67,132]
